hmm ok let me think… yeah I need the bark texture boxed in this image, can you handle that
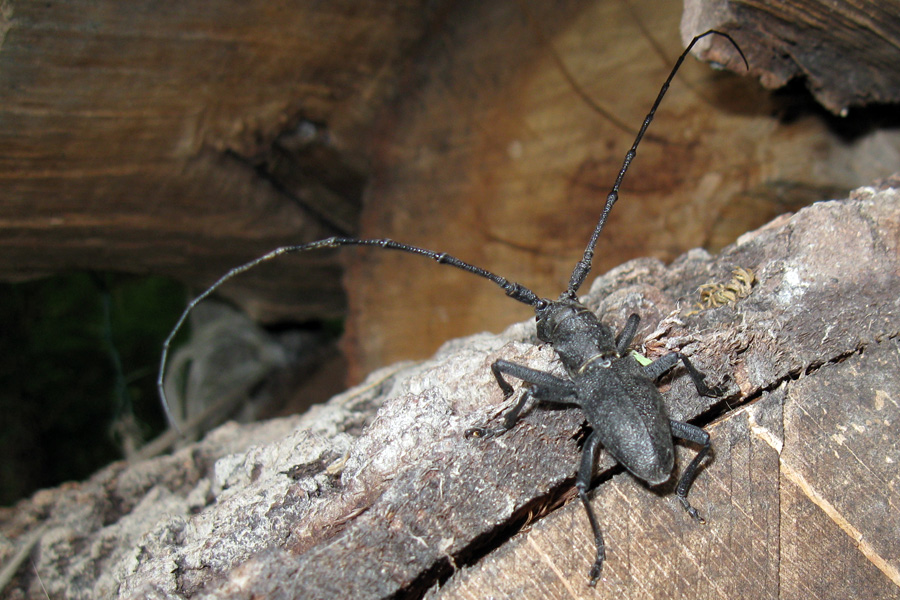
[683,0,900,112]
[1,181,898,598]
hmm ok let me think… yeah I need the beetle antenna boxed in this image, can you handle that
[565,30,748,297]
[157,237,541,431]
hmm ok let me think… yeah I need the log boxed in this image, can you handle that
[0,0,435,321]
[4,0,900,367]
[683,0,900,113]
[344,0,900,379]
[1,180,898,598]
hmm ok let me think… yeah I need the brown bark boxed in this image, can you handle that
[0,0,434,321]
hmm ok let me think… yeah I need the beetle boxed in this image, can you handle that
[158,30,747,585]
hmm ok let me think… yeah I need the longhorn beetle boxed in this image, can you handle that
[158,31,747,585]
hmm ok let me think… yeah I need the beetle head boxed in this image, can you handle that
[535,297,617,369]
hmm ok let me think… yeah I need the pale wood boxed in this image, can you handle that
[344,0,900,380]
[3,0,899,374]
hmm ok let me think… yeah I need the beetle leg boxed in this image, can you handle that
[576,430,606,586]
[669,419,711,522]
[643,352,723,396]
[466,359,575,438]
[615,313,641,355]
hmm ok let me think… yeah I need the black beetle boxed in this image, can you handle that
[158,30,746,584]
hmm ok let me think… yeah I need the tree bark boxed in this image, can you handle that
[0,0,434,321]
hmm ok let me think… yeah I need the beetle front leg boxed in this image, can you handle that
[465,388,535,439]
[615,313,640,355]
[466,359,574,438]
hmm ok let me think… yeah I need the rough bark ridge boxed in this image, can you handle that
[1,182,898,598]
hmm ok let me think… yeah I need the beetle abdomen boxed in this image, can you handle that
[582,370,675,485]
